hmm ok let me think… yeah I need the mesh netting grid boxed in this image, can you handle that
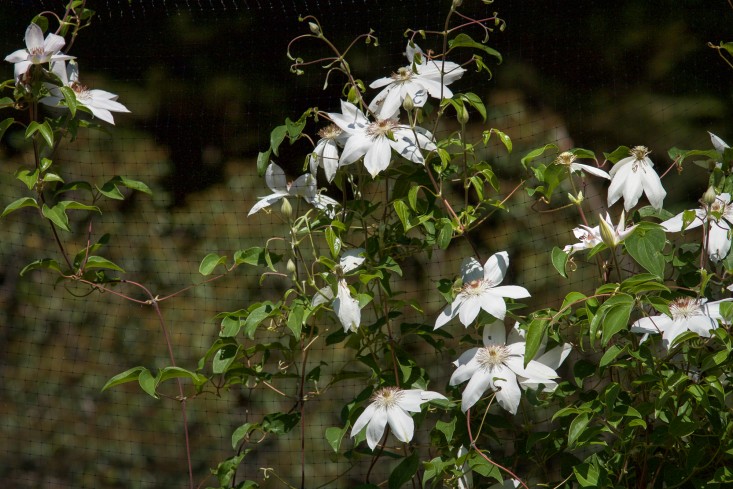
[0,1,731,488]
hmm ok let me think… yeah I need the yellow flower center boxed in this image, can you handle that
[366,119,398,139]
[669,297,702,320]
[372,387,404,409]
[630,145,650,161]
[476,345,510,371]
[318,124,342,140]
[556,151,576,166]
[391,67,414,82]
[461,279,490,296]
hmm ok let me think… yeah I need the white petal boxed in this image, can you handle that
[685,315,717,337]
[460,257,484,283]
[43,33,66,54]
[311,286,334,307]
[265,163,287,191]
[492,365,522,414]
[660,209,705,232]
[247,192,286,216]
[571,163,611,179]
[620,164,644,210]
[387,407,414,443]
[536,343,572,370]
[458,295,483,326]
[461,368,492,412]
[434,298,462,329]
[450,360,480,386]
[334,280,361,332]
[491,285,531,299]
[24,23,44,52]
[707,222,732,262]
[482,321,507,346]
[483,251,509,285]
[351,402,377,438]
[477,292,508,321]
[640,163,666,210]
[365,407,388,450]
[630,315,671,335]
[340,248,366,273]
[396,390,426,412]
[608,156,633,178]
[709,132,729,152]
[364,136,392,177]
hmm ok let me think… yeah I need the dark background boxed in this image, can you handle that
[0,1,731,488]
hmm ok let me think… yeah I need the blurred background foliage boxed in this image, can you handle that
[0,0,732,487]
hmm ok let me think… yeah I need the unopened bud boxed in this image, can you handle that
[281,198,293,218]
[598,216,618,248]
[402,93,414,112]
[568,191,584,205]
[286,259,297,275]
[452,0,463,7]
[702,186,717,206]
[308,22,321,36]
[456,104,469,125]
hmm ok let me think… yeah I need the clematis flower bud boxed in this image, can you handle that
[280,197,293,218]
[456,104,469,125]
[598,216,618,248]
[703,186,717,206]
[402,93,414,112]
[308,22,321,36]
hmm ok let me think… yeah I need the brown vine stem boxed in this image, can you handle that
[119,278,195,489]
[466,408,529,489]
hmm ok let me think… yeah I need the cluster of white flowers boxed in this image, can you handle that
[5,23,129,125]
[311,41,462,181]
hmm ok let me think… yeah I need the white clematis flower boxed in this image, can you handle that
[41,60,130,125]
[563,224,602,254]
[350,387,447,450]
[555,151,610,179]
[507,322,571,392]
[328,100,436,178]
[312,248,366,333]
[631,296,731,348]
[435,252,530,329]
[607,145,666,211]
[368,41,466,118]
[4,23,74,81]
[248,162,339,216]
[661,192,733,262]
[309,124,346,182]
[450,322,561,414]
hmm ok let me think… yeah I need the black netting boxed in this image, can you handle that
[1,1,731,488]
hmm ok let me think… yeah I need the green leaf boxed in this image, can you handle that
[524,318,547,366]
[270,124,287,156]
[41,203,70,231]
[257,149,271,176]
[116,176,152,195]
[2,196,38,217]
[15,168,39,190]
[436,219,453,250]
[448,33,502,63]
[234,247,273,267]
[521,143,558,169]
[213,344,240,374]
[156,366,207,387]
[101,366,147,391]
[601,298,633,346]
[0,117,14,141]
[393,199,412,231]
[231,422,257,449]
[551,246,569,278]
[388,451,419,489]
[138,368,158,398]
[19,258,64,276]
[599,344,626,369]
[287,302,304,338]
[568,412,591,447]
[459,92,486,121]
[624,225,666,277]
[26,120,54,148]
[61,200,101,213]
[81,256,125,272]
[262,412,300,434]
[325,227,341,258]
[59,86,78,117]
[242,303,277,339]
[325,426,347,453]
[199,253,227,276]
[574,461,601,487]
[603,146,630,164]
[483,128,512,153]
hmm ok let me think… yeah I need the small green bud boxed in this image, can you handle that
[568,191,584,205]
[456,104,469,125]
[286,259,297,276]
[402,93,414,112]
[452,0,464,7]
[308,22,321,36]
[702,186,717,206]
[281,198,293,218]
[598,215,618,248]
